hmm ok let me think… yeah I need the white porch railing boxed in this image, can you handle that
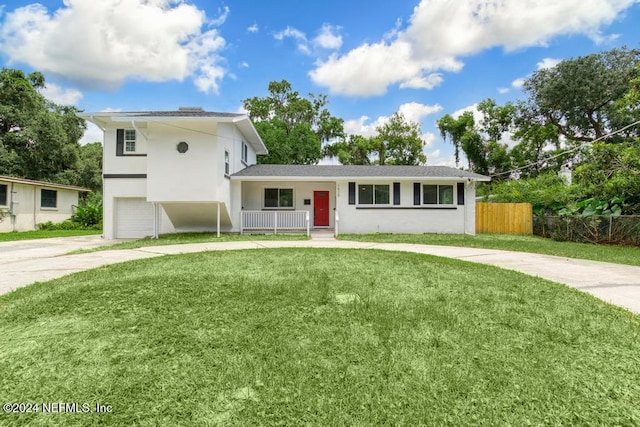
[240,211,310,236]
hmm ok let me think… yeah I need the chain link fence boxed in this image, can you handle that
[534,215,640,245]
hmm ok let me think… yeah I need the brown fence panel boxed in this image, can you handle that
[476,202,533,235]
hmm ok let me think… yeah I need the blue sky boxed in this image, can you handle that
[1,0,639,166]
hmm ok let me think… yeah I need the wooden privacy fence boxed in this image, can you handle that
[476,202,533,235]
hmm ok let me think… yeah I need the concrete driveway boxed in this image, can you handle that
[1,237,639,315]
[0,234,111,263]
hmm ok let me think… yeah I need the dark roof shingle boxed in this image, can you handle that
[232,165,489,180]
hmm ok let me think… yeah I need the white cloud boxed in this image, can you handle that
[79,122,103,145]
[345,102,442,143]
[311,0,636,96]
[39,83,82,105]
[313,24,342,50]
[399,73,444,90]
[274,26,311,54]
[209,6,229,26]
[240,61,249,68]
[311,41,461,96]
[422,132,437,148]
[274,26,305,41]
[247,24,259,33]
[427,149,457,167]
[537,57,562,70]
[452,104,482,122]
[497,87,510,94]
[512,78,526,89]
[398,102,443,124]
[0,1,229,93]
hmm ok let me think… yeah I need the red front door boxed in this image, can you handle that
[314,191,330,227]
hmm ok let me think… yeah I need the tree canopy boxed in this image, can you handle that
[0,68,101,190]
[522,46,640,143]
[242,80,344,165]
[325,112,427,165]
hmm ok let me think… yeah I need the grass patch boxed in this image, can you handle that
[1,248,639,425]
[0,229,101,242]
[340,233,640,267]
[74,232,309,253]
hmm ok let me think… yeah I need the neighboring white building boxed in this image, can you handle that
[82,108,489,239]
[0,176,89,232]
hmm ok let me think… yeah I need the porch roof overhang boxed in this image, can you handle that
[231,165,491,182]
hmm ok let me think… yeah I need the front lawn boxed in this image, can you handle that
[0,229,101,242]
[1,249,639,425]
[340,233,640,267]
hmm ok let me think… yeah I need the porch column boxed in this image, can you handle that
[216,202,221,238]
[152,203,159,239]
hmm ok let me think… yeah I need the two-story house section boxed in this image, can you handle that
[82,108,267,239]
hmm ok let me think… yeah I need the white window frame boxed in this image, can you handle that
[242,142,249,164]
[422,184,455,206]
[124,129,136,153]
[357,183,391,206]
[224,150,230,175]
[263,187,294,210]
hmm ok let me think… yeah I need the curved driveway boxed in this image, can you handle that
[1,236,639,315]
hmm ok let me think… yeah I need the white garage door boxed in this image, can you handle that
[116,198,154,239]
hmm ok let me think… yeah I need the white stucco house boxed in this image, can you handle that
[0,176,89,232]
[81,108,489,240]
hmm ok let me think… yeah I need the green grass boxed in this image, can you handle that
[340,233,640,267]
[0,229,101,242]
[1,248,639,426]
[73,232,309,253]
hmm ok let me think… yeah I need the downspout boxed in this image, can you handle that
[33,186,37,230]
[9,182,15,232]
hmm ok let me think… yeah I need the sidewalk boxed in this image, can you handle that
[1,238,639,314]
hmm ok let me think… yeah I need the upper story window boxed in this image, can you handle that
[41,189,57,209]
[242,142,248,164]
[116,129,144,156]
[423,184,454,205]
[224,150,230,175]
[0,184,7,206]
[124,130,136,153]
[358,184,390,205]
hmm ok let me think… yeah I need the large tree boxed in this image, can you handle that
[437,99,513,177]
[522,46,640,143]
[325,112,427,165]
[242,80,344,164]
[0,68,87,182]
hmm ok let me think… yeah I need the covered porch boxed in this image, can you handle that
[237,180,337,233]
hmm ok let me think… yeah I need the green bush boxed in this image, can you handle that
[72,193,103,227]
[38,220,101,231]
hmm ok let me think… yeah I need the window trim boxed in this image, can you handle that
[124,129,136,153]
[40,189,58,209]
[357,183,391,206]
[242,141,249,164]
[422,184,455,206]
[263,187,295,210]
[0,184,7,206]
[224,150,230,176]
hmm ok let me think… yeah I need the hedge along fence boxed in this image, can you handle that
[534,215,640,245]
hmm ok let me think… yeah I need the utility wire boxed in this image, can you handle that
[490,119,640,178]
